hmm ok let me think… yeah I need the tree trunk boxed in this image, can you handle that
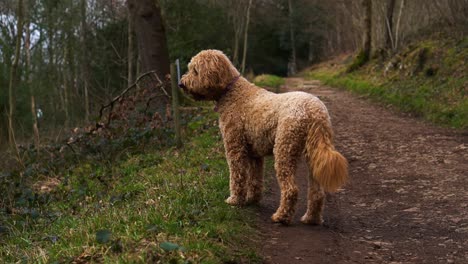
[45,6,58,127]
[8,0,24,147]
[385,0,396,51]
[288,0,297,76]
[80,0,90,123]
[240,0,252,75]
[63,39,71,128]
[25,0,40,149]
[30,95,40,147]
[308,38,314,63]
[127,7,135,86]
[136,53,141,77]
[84,81,90,123]
[232,24,241,67]
[227,0,245,68]
[394,0,405,51]
[127,0,170,81]
[362,0,372,61]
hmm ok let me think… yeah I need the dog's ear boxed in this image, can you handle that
[199,50,239,92]
[198,58,223,87]
[214,51,239,84]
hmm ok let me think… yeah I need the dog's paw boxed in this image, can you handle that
[300,214,323,225]
[225,196,245,206]
[271,212,292,225]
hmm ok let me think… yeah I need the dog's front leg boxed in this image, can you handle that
[220,120,250,206]
[224,146,250,206]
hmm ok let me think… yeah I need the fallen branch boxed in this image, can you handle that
[65,71,171,145]
[98,70,166,121]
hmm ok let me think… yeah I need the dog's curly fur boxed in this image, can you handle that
[180,50,348,225]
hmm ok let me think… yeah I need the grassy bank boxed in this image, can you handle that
[253,74,285,92]
[306,35,468,129]
[0,110,260,263]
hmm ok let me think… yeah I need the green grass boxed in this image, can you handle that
[307,36,468,129]
[253,74,285,92]
[0,111,261,263]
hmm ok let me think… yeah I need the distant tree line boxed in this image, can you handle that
[356,0,467,62]
[0,0,466,146]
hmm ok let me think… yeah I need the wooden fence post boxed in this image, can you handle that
[170,63,182,148]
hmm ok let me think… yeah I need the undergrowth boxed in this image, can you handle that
[307,35,468,129]
[0,109,260,263]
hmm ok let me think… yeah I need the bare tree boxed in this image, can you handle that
[63,32,71,127]
[393,0,405,51]
[308,0,362,59]
[385,0,397,51]
[25,0,40,149]
[288,0,297,75]
[80,0,90,123]
[240,0,252,74]
[383,0,405,53]
[8,0,24,147]
[227,0,246,67]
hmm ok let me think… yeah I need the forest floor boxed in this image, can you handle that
[257,78,468,264]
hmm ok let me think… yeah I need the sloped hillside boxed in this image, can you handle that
[307,34,468,129]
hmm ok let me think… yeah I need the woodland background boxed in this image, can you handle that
[0,0,467,262]
[1,0,466,147]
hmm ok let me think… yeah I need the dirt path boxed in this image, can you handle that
[258,78,468,264]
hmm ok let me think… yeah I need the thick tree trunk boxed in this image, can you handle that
[127,0,170,81]
[240,0,252,74]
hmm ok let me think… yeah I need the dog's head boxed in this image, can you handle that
[179,50,240,101]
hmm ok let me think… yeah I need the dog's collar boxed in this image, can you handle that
[214,74,241,112]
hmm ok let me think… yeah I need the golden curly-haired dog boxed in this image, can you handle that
[179,50,348,225]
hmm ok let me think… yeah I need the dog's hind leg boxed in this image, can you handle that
[246,157,264,205]
[271,153,299,225]
[301,174,325,225]
[271,124,303,224]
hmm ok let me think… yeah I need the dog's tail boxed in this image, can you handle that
[305,119,348,192]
